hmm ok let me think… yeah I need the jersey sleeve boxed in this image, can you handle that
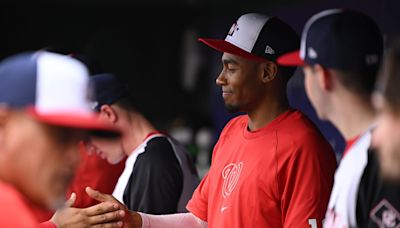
[38,221,57,228]
[280,133,337,228]
[123,137,183,214]
[186,119,236,222]
[356,149,400,227]
[186,172,210,222]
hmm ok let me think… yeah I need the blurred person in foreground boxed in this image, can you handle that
[373,41,400,182]
[80,12,337,228]
[279,9,400,228]
[0,51,125,227]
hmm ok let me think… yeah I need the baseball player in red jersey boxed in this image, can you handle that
[279,9,400,228]
[78,13,337,228]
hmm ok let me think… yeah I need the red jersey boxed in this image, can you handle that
[0,181,38,227]
[187,109,337,228]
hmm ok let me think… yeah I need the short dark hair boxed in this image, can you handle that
[375,40,400,114]
[113,93,138,113]
[333,66,379,95]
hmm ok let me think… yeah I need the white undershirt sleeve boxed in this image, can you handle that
[139,212,207,228]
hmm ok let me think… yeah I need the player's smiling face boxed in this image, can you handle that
[216,53,264,113]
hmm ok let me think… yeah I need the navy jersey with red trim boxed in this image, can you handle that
[356,148,400,228]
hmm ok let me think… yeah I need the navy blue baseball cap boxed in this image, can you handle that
[277,9,383,72]
[89,73,128,112]
[199,13,299,62]
[0,51,119,133]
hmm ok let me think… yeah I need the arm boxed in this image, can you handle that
[140,212,207,228]
[86,186,208,228]
[124,137,183,214]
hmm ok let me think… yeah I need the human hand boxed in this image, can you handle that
[86,187,143,228]
[50,192,125,228]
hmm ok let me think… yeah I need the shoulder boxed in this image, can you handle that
[136,136,180,167]
[146,136,173,152]
[277,110,328,146]
[276,110,336,167]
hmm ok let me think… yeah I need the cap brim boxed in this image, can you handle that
[277,50,304,66]
[198,38,267,62]
[27,107,120,137]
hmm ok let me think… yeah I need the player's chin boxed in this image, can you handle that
[108,154,125,165]
[224,103,240,114]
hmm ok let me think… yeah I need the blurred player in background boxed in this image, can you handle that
[373,41,400,182]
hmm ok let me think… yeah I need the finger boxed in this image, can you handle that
[91,221,123,228]
[86,187,110,203]
[64,192,76,207]
[89,210,125,225]
[85,202,120,216]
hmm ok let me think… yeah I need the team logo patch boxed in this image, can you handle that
[370,199,400,228]
[221,162,243,198]
[228,22,239,36]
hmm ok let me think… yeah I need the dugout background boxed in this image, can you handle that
[0,0,399,170]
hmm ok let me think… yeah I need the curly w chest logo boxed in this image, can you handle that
[222,162,243,198]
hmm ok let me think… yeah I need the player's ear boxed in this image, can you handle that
[314,64,333,91]
[260,61,278,83]
[99,104,118,124]
[0,106,10,151]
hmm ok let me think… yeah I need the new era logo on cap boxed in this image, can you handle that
[277,9,383,72]
[265,45,275,55]
[198,13,299,63]
[0,51,118,133]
